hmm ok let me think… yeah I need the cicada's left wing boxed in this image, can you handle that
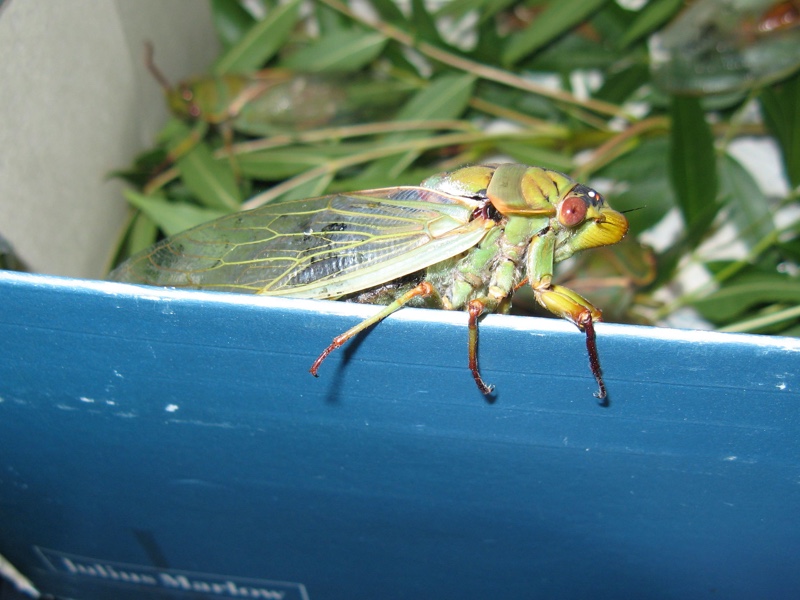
[110,187,493,298]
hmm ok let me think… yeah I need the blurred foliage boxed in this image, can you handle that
[111,0,800,336]
[0,232,26,272]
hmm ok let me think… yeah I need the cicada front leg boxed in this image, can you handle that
[527,232,609,404]
[531,278,607,403]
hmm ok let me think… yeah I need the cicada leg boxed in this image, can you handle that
[533,280,608,404]
[310,282,436,377]
[527,230,610,404]
[579,310,607,405]
[468,300,494,395]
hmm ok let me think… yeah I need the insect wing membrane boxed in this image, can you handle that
[111,188,490,298]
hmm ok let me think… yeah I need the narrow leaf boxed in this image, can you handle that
[280,30,388,73]
[126,211,159,256]
[362,73,475,177]
[618,0,682,49]
[595,63,650,104]
[370,0,408,26]
[170,123,242,210]
[123,191,228,236]
[394,73,475,122]
[692,273,800,323]
[437,0,516,22]
[210,0,257,49]
[719,153,775,248]
[237,147,355,180]
[410,0,446,47]
[502,0,610,65]
[760,71,800,189]
[214,0,302,74]
[668,96,718,230]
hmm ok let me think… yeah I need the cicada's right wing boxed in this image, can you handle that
[110,187,493,298]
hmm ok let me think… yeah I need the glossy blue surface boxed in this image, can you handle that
[1,270,799,599]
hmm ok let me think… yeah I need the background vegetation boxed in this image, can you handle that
[113,0,800,336]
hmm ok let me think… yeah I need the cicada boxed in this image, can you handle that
[110,164,629,400]
[145,44,409,162]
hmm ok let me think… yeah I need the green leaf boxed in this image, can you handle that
[280,30,388,73]
[720,305,800,335]
[125,211,159,256]
[169,123,241,210]
[437,0,516,22]
[395,73,475,121]
[362,73,476,177]
[618,0,682,49]
[370,0,408,26]
[123,191,228,237]
[595,62,650,104]
[237,146,371,180]
[718,153,775,248]
[410,0,446,47]
[692,273,800,323]
[502,0,610,65]
[210,0,257,49]
[668,95,719,231]
[107,210,160,270]
[213,0,302,74]
[314,2,350,35]
[760,71,800,189]
[472,8,504,63]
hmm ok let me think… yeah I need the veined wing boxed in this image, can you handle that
[110,187,494,298]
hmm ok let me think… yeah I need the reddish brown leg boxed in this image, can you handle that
[579,311,608,405]
[310,282,435,377]
[468,300,494,395]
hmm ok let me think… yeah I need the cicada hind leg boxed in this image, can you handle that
[311,281,500,399]
[309,282,437,377]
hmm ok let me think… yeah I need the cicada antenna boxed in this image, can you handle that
[144,41,173,92]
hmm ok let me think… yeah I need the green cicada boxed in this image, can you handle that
[144,43,409,163]
[110,164,629,400]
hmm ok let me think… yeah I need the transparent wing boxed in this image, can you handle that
[110,187,492,298]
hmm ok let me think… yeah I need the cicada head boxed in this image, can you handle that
[167,83,202,119]
[553,183,629,263]
[165,75,251,124]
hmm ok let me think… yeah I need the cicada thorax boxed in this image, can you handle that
[413,164,569,312]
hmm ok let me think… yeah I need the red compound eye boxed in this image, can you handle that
[559,195,587,227]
